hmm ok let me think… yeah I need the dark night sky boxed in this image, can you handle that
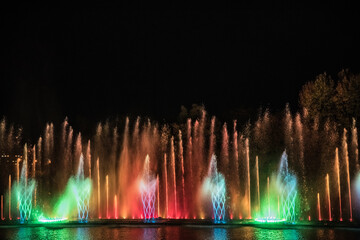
[1,3,360,141]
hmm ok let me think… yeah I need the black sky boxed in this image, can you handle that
[1,3,360,141]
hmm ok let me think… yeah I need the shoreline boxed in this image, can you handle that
[1,219,359,229]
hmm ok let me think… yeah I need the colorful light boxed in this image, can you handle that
[255,217,286,223]
[203,155,226,223]
[140,155,157,222]
[38,217,68,223]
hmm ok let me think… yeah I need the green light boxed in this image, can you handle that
[38,217,68,223]
[255,217,286,223]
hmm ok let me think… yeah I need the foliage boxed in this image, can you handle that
[299,70,360,129]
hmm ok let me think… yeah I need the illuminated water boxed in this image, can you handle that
[1,226,360,240]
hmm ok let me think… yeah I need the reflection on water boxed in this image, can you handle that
[213,228,228,240]
[1,225,360,240]
[254,228,301,240]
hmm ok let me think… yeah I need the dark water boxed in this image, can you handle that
[1,225,360,240]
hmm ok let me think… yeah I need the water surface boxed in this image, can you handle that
[1,225,360,240]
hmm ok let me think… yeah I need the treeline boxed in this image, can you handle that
[299,69,360,129]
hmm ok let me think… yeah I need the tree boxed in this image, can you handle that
[299,72,336,125]
[334,69,360,127]
[299,70,360,129]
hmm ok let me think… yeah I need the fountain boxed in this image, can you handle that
[71,154,92,222]
[277,152,297,223]
[139,155,157,222]
[202,155,226,223]
[1,107,360,226]
[50,154,92,223]
[15,144,36,223]
[255,151,297,224]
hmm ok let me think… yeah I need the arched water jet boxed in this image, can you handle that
[71,154,92,222]
[277,152,297,223]
[139,155,157,222]
[202,155,226,223]
[15,144,36,223]
[255,152,297,223]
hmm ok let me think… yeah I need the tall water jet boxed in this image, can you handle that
[97,158,101,219]
[61,118,69,187]
[231,120,240,218]
[1,195,3,220]
[114,195,118,219]
[208,116,216,164]
[202,155,226,223]
[106,175,109,219]
[32,146,36,207]
[267,176,270,218]
[221,123,229,175]
[16,158,20,184]
[317,193,321,221]
[334,148,342,221]
[192,120,200,216]
[326,173,332,221]
[178,130,185,217]
[74,133,82,174]
[157,175,160,217]
[245,138,251,218]
[86,140,91,179]
[37,137,42,185]
[294,113,308,216]
[8,175,11,220]
[140,155,157,222]
[119,118,130,219]
[220,122,229,217]
[163,153,168,218]
[170,137,177,218]
[43,123,54,191]
[16,157,20,218]
[351,118,359,172]
[186,119,193,217]
[284,105,293,162]
[233,121,239,189]
[343,129,353,221]
[256,156,260,211]
[65,127,73,180]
